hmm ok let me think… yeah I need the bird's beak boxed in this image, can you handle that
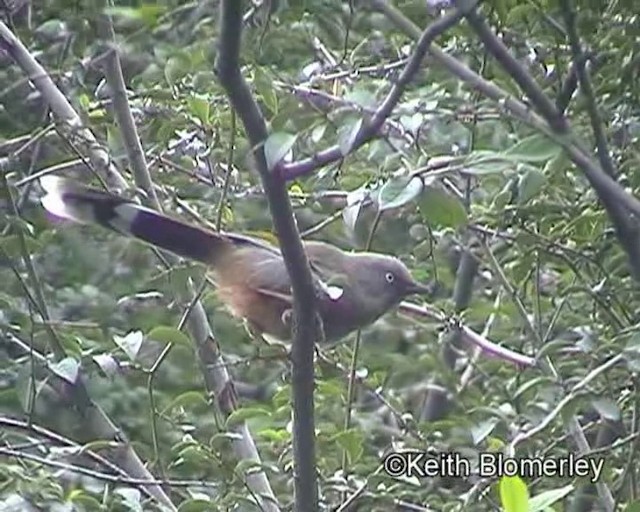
[405,279,432,296]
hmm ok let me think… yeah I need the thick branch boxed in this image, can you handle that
[0,20,177,510]
[368,1,640,221]
[456,0,640,279]
[559,0,640,279]
[278,8,467,180]
[456,0,567,132]
[215,1,322,509]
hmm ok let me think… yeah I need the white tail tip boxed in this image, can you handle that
[40,175,72,220]
[39,174,67,194]
[39,175,87,224]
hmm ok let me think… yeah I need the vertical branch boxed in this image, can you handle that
[0,19,177,511]
[95,8,280,510]
[215,1,321,509]
[558,0,640,279]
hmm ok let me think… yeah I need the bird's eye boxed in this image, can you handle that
[385,272,395,283]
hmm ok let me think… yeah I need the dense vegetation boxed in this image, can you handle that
[1,0,640,510]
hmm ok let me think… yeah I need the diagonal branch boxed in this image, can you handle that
[0,21,126,189]
[369,1,640,222]
[455,0,640,279]
[95,10,280,511]
[559,0,640,279]
[278,8,467,181]
[455,0,567,132]
[0,20,176,511]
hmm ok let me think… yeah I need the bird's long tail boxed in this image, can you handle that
[39,176,232,265]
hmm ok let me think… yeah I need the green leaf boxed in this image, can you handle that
[529,484,574,512]
[105,5,165,25]
[338,117,363,156]
[506,4,537,24]
[342,186,369,233]
[50,357,80,384]
[106,124,124,157]
[226,406,272,427]
[7,215,35,236]
[187,97,210,125]
[264,132,297,171]
[35,19,66,39]
[464,152,517,175]
[147,325,191,346]
[235,458,264,475]
[418,187,468,228]
[114,488,142,511]
[503,134,562,163]
[254,67,278,114]
[68,493,103,509]
[164,55,190,87]
[162,391,207,415]
[0,291,16,310]
[345,87,377,108]
[377,176,423,211]
[465,137,561,176]
[257,428,290,442]
[332,429,364,464]
[316,379,344,397]
[499,475,529,512]
[0,234,42,259]
[517,168,546,203]
[624,333,640,371]
[625,501,640,512]
[311,123,327,143]
[178,499,217,512]
[113,331,144,361]
[513,376,553,401]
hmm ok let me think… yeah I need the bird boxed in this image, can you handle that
[39,176,431,343]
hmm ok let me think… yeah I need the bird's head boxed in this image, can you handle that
[351,254,431,313]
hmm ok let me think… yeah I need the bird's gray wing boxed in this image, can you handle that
[233,244,338,303]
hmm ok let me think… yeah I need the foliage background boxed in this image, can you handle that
[1,0,640,510]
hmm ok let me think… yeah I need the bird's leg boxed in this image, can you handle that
[242,319,289,361]
[281,308,293,329]
[242,320,262,341]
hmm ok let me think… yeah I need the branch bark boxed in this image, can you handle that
[215,1,323,509]
[278,8,467,181]
[0,21,126,189]
[0,19,175,511]
[95,11,280,511]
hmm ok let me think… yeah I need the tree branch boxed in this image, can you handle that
[456,0,640,280]
[95,11,280,510]
[0,20,177,511]
[0,21,126,189]
[278,8,467,181]
[215,1,323,509]
[369,1,640,222]
[456,0,567,132]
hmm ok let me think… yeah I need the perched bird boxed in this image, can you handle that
[39,176,431,342]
